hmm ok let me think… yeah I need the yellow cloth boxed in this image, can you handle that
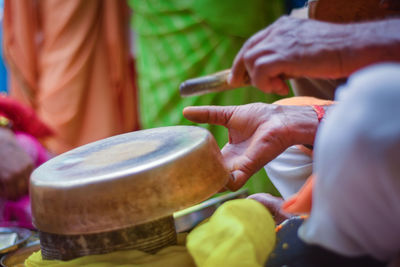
[25,199,276,267]
[187,199,276,267]
[25,245,194,267]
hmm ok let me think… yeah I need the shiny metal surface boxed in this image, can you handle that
[39,216,177,260]
[179,69,251,97]
[174,189,248,233]
[0,228,32,255]
[1,243,40,267]
[31,126,230,235]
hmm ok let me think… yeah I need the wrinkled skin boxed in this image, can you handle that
[247,193,292,224]
[184,16,400,192]
[183,103,318,191]
[228,16,400,95]
[0,128,34,200]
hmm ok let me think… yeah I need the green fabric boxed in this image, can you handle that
[129,0,284,194]
[192,0,282,38]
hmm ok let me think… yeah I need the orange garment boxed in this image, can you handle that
[273,96,334,214]
[3,0,139,154]
[273,96,334,107]
[282,174,314,214]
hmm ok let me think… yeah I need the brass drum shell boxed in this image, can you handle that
[30,126,230,235]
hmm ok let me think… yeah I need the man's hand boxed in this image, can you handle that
[0,128,34,200]
[248,193,292,224]
[183,103,318,191]
[229,16,400,94]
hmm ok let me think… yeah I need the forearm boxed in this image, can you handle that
[339,19,400,77]
[229,16,400,91]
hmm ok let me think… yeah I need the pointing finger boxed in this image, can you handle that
[183,106,237,126]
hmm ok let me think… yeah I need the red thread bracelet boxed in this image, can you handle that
[312,105,325,123]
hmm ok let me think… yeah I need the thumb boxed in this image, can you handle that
[183,106,237,126]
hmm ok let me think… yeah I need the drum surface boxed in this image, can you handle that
[31,126,230,235]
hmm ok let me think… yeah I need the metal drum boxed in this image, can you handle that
[30,126,230,260]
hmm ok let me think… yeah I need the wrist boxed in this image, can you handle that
[283,105,320,146]
[311,105,325,123]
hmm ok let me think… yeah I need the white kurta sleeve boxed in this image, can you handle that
[299,63,400,262]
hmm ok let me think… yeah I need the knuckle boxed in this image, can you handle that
[222,111,231,126]
[253,58,271,76]
[251,102,266,111]
[223,107,235,126]
[244,28,266,48]
[204,109,211,123]
[253,57,264,69]
[243,51,254,65]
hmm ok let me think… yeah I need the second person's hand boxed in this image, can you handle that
[228,16,353,95]
[183,103,318,191]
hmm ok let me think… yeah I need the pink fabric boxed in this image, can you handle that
[0,195,33,229]
[0,132,51,229]
[14,131,51,166]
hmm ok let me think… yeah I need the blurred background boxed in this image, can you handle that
[0,0,307,201]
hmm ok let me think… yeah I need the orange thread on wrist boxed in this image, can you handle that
[312,105,325,123]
